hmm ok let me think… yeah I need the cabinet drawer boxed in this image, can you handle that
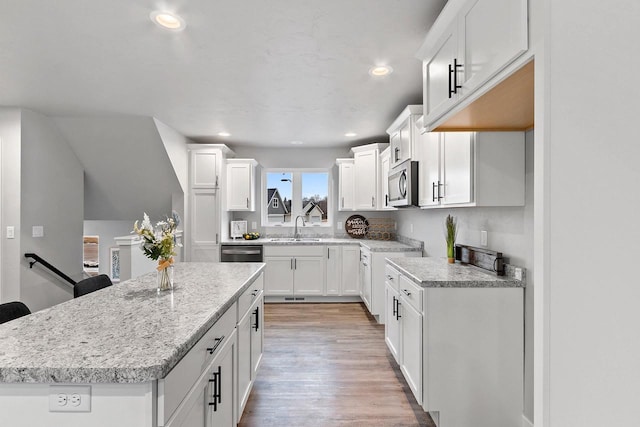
[158,302,237,424]
[264,245,324,257]
[237,273,264,319]
[385,264,400,290]
[398,275,423,312]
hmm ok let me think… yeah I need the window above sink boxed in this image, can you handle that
[262,169,332,228]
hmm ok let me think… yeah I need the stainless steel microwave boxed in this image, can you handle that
[388,160,419,207]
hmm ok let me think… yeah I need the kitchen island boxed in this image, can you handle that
[384,257,525,427]
[0,262,265,427]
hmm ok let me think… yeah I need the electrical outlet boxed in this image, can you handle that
[409,223,414,233]
[514,268,523,281]
[480,230,488,247]
[49,386,91,412]
[337,221,343,230]
[251,221,257,230]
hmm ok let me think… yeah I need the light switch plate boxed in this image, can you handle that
[32,226,44,238]
[6,226,14,239]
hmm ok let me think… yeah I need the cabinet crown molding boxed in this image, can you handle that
[386,105,423,135]
[350,142,389,155]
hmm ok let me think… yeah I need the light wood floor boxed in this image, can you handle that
[238,303,435,427]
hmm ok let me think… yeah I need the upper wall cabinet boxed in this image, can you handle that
[337,143,389,211]
[418,0,528,127]
[386,105,423,169]
[191,150,220,188]
[337,159,355,211]
[416,130,525,208]
[226,159,258,211]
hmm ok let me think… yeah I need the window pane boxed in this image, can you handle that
[266,172,292,223]
[301,173,328,224]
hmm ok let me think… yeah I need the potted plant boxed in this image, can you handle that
[445,214,457,264]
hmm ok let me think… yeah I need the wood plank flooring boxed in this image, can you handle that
[238,303,435,427]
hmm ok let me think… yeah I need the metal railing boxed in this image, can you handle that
[24,253,77,287]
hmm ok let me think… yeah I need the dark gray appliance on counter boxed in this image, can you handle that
[220,244,263,262]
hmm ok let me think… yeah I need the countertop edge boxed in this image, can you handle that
[386,258,524,288]
[0,263,266,384]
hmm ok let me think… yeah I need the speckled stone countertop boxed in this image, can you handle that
[223,238,421,252]
[0,262,264,384]
[386,257,525,288]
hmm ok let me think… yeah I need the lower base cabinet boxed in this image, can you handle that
[166,328,237,427]
[384,262,524,427]
[161,273,265,427]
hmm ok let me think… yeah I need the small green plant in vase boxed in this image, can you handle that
[445,214,458,264]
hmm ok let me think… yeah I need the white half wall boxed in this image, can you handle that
[20,109,84,311]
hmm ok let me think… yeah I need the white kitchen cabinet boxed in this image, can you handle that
[353,148,379,210]
[384,259,524,427]
[422,20,460,124]
[386,105,424,169]
[264,246,325,298]
[379,148,395,210]
[191,150,220,189]
[161,302,238,427]
[336,159,355,211]
[361,248,420,324]
[359,249,372,311]
[417,131,524,208]
[293,257,325,296]
[188,145,234,262]
[418,0,528,127]
[263,256,295,295]
[209,330,236,427]
[226,159,258,211]
[326,246,341,295]
[384,282,401,363]
[237,280,264,417]
[398,276,423,406]
[341,246,361,296]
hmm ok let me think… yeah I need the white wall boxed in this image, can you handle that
[395,130,534,420]
[0,108,22,303]
[54,116,181,221]
[20,110,84,311]
[542,1,640,425]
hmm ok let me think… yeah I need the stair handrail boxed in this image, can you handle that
[24,253,77,287]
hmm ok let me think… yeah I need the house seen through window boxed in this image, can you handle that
[264,170,330,226]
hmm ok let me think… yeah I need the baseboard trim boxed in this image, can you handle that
[522,414,534,427]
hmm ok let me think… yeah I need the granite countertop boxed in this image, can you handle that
[0,262,265,384]
[223,238,421,252]
[386,257,525,288]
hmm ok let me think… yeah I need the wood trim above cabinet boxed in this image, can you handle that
[434,60,534,132]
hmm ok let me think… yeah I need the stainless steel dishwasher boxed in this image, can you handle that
[220,244,263,262]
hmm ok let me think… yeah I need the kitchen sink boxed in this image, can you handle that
[295,238,320,242]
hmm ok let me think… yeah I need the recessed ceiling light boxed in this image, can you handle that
[150,11,186,31]
[290,140,304,145]
[345,132,357,137]
[369,65,393,77]
[218,132,231,137]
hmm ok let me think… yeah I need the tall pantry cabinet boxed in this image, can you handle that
[187,144,234,262]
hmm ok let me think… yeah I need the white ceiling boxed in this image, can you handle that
[0,0,446,148]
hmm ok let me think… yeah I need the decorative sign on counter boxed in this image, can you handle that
[346,215,369,239]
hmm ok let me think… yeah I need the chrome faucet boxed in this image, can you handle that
[294,215,306,239]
